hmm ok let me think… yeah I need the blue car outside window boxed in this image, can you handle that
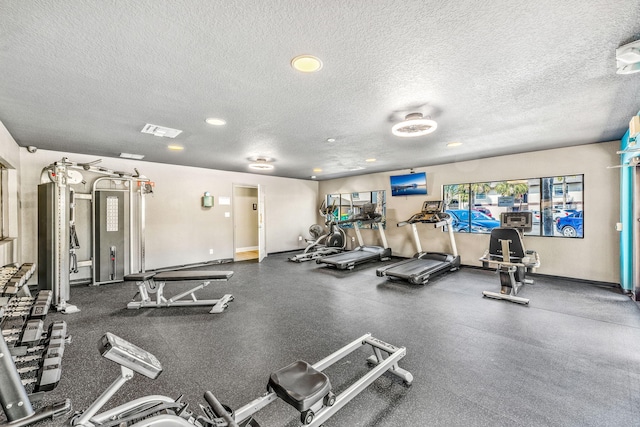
[471,211,490,220]
[456,211,468,220]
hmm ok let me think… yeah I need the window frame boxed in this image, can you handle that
[442,174,584,238]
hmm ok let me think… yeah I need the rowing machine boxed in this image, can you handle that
[70,333,413,427]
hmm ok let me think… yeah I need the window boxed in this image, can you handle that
[443,175,583,238]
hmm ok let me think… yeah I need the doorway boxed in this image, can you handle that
[233,185,263,261]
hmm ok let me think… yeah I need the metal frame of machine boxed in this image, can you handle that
[288,201,346,263]
[125,271,234,314]
[70,332,412,427]
[479,212,541,304]
[376,200,460,285]
[315,203,391,270]
[37,158,152,313]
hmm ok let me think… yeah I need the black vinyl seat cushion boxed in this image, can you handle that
[124,272,156,281]
[154,270,234,281]
[268,360,331,412]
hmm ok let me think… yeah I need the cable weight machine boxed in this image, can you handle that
[37,158,153,313]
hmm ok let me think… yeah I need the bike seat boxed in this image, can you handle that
[268,360,331,412]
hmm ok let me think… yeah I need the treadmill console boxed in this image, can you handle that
[350,203,381,223]
[500,212,533,232]
[422,200,443,214]
[98,332,163,379]
[418,200,445,223]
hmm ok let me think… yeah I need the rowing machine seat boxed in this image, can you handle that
[268,361,331,412]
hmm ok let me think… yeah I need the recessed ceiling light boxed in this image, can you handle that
[365,158,376,162]
[291,55,323,73]
[447,141,463,147]
[205,118,226,126]
[313,168,323,172]
[326,138,336,143]
[120,153,145,160]
[392,113,437,138]
[311,176,316,179]
[167,144,184,151]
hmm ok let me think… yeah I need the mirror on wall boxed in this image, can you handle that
[325,190,386,229]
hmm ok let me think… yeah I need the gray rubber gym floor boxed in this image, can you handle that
[26,253,640,426]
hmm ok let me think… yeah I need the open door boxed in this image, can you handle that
[258,184,266,262]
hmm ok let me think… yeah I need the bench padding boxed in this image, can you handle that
[154,271,234,281]
[124,272,157,281]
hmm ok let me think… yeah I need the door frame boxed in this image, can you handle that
[232,184,265,262]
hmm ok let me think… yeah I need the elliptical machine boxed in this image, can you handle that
[289,201,346,263]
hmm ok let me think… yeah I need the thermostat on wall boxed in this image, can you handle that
[202,192,213,208]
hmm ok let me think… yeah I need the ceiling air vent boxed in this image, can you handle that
[141,124,183,138]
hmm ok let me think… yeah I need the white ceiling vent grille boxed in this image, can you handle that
[141,124,183,138]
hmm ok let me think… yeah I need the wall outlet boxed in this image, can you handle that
[298,235,303,241]
[209,249,214,254]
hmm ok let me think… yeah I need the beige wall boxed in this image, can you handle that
[319,141,621,283]
[0,122,21,264]
[0,114,623,284]
[19,149,318,270]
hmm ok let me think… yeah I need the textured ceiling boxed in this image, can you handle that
[1,1,639,180]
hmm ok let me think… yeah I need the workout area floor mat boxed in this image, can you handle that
[21,253,640,426]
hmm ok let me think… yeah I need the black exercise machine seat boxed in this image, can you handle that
[154,270,234,281]
[479,215,540,305]
[125,270,235,313]
[268,360,331,412]
[125,271,234,282]
[123,272,156,282]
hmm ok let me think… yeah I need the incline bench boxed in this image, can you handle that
[125,270,234,314]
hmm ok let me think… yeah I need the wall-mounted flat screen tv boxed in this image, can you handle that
[390,172,427,196]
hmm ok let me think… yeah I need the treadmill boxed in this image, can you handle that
[316,203,392,270]
[376,200,460,285]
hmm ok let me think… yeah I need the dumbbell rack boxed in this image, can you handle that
[0,263,71,426]
[0,263,36,299]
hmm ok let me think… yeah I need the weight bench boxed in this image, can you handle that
[125,270,234,314]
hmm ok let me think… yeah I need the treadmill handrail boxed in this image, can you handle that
[398,211,452,226]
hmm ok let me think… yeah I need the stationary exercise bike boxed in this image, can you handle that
[289,201,346,263]
[69,332,412,427]
[479,212,540,304]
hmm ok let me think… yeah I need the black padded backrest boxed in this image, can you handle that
[489,227,526,260]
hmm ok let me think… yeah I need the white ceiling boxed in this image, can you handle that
[1,1,639,180]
